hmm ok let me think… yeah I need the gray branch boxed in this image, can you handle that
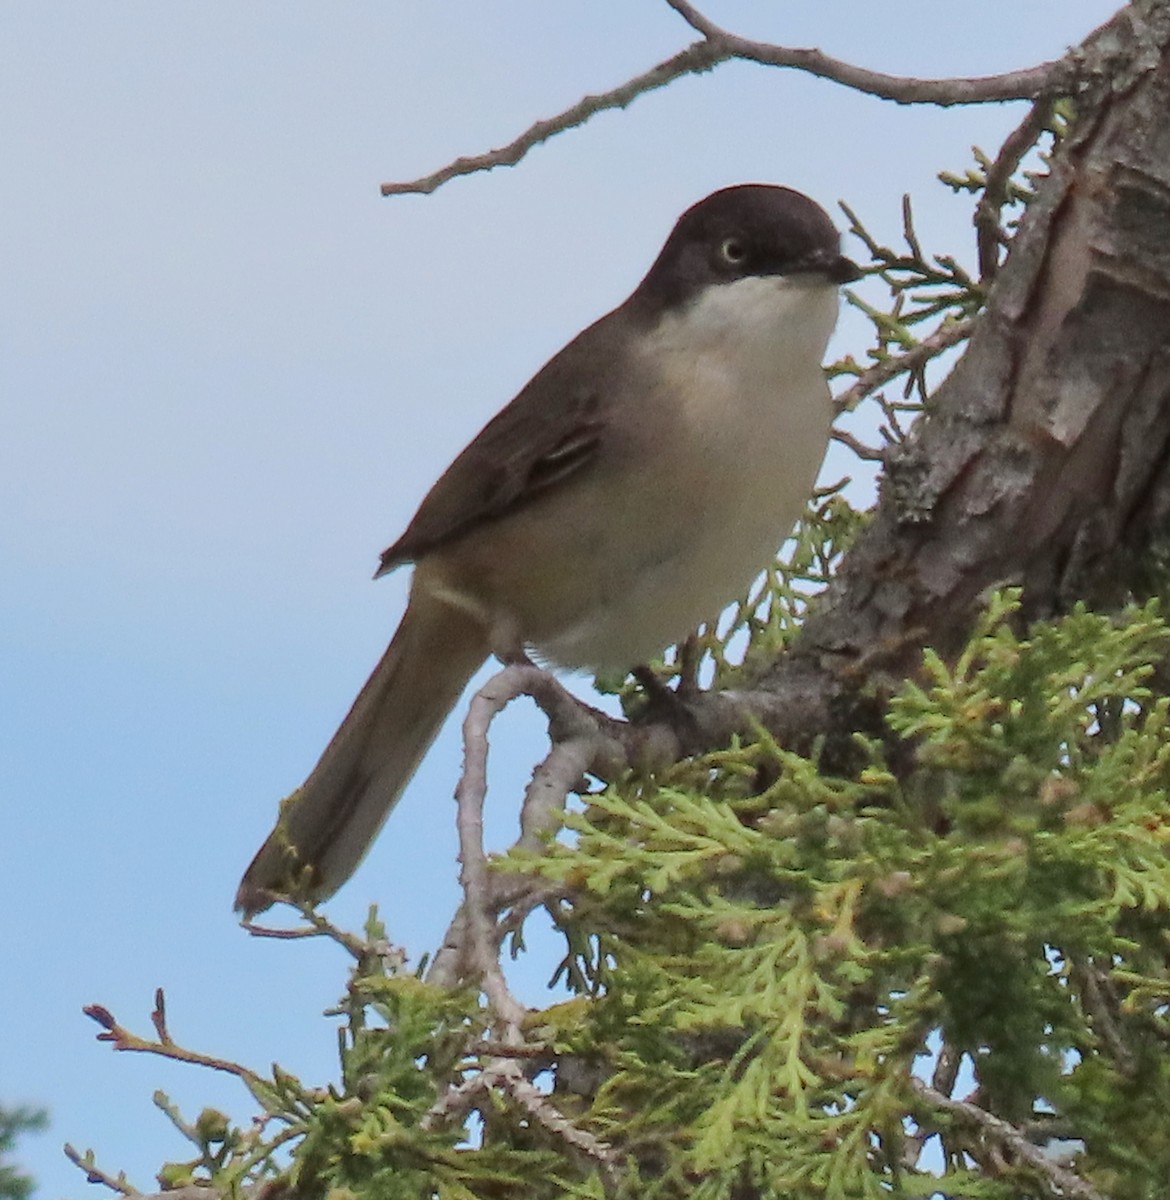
[914,1081,1108,1200]
[381,1,1139,197]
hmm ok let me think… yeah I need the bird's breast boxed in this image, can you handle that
[536,278,838,670]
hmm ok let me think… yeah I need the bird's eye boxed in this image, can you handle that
[719,237,748,266]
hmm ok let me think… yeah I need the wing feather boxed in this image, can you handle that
[376,332,618,575]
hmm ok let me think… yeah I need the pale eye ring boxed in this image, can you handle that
[719,237,748,266]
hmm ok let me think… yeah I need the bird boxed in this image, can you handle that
[236,183,859,917]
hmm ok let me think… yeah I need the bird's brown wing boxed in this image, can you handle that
[377,318,618,575]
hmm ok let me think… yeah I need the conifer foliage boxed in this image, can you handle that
[77,593,1170,1199]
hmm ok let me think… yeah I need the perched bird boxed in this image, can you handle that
[236,184,859,916]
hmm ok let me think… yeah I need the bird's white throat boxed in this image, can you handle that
[644,273,840,393]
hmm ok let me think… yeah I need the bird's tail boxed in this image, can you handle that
[235,595,488,916]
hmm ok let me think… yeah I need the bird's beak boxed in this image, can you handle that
[792,248,862,284]
[828,254,862,284]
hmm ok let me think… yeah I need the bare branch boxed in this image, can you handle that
[426,666,625,986]
[422,1064,499,1129]
[242,901,401,965]
[380,1,1132,197]
[62,1143,143,1196]
[426,902,473,989]
[914,1080,1106,1200]
[452,669,532,1037]
[518,735,592,850]
[413,664,623,1175]
[414,664,621,1175]
[83,995,267,1088]
[422,1059,618,1176]
[505,1069,618,1175]
[828,425,884,462]
[430,663,638,986]
[381,40,729,196]
[664,0,1073,103]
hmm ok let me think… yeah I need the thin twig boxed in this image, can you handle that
[241,903,382,962]
[382,41,729,195]
[445,663,622,1017]
[84,997,266,1087]
[833,316,976,414]
[914,1080,1106,1200]
[471,1039,554,1059]
[665,0,1075,102]
[62,1144,143,1196]
[829,425,884,462]
[976,97,1057,280]
[151,987,171,1044]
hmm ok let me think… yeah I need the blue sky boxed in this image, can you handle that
[1,2,1119,1194]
